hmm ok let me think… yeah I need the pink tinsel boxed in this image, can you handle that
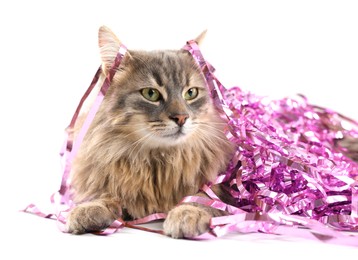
[213,87,358,229]
[184,40,358,242]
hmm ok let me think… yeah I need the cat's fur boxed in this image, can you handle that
[66,26,235,238]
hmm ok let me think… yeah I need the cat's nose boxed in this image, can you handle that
[169,114,189,127]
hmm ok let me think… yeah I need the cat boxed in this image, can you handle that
[65,26,235,238]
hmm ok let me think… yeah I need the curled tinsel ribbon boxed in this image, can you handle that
[199,86,358,240]
[185,40,358,243]
[226,87,358,218]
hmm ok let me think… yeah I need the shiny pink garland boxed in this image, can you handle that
[24,38,358,244]
[183,40,358,244]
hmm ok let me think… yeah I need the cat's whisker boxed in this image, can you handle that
[127,131,155,160]
[196,122,228,133]
[195,127,230,148]
[193,121,228,127]
[120,130,146,140]
[195,127,224,139]
[112,122,148,128]
[194,123,226,133]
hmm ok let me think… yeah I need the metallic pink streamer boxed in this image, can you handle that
[184,40,358,245]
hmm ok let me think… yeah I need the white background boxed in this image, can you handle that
[1,0,358,259]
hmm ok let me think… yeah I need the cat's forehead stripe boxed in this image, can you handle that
[160,52,188,88]
[152,70,163,87]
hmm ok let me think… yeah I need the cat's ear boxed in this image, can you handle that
[194,29,207,46]
[98,25,123,75]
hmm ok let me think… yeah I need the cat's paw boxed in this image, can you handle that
[66,202,115,234]
[163,204,211,239]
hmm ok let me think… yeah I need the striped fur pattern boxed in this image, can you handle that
[66,26,234,238]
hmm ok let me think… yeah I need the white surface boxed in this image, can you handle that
[1,0,358,258]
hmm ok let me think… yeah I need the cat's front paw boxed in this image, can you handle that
[66,202,116,234]
[163,204,211,239]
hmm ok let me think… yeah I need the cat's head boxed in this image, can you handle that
[97,26,226,149]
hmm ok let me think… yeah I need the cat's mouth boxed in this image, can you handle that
[147,121,194,146]
[159,125,193,143]
[162,128,186,139]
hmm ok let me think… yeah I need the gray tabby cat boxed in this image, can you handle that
[66,26,235,238]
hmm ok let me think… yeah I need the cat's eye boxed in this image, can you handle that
[184,87,199,100]
[141,88,162,102]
